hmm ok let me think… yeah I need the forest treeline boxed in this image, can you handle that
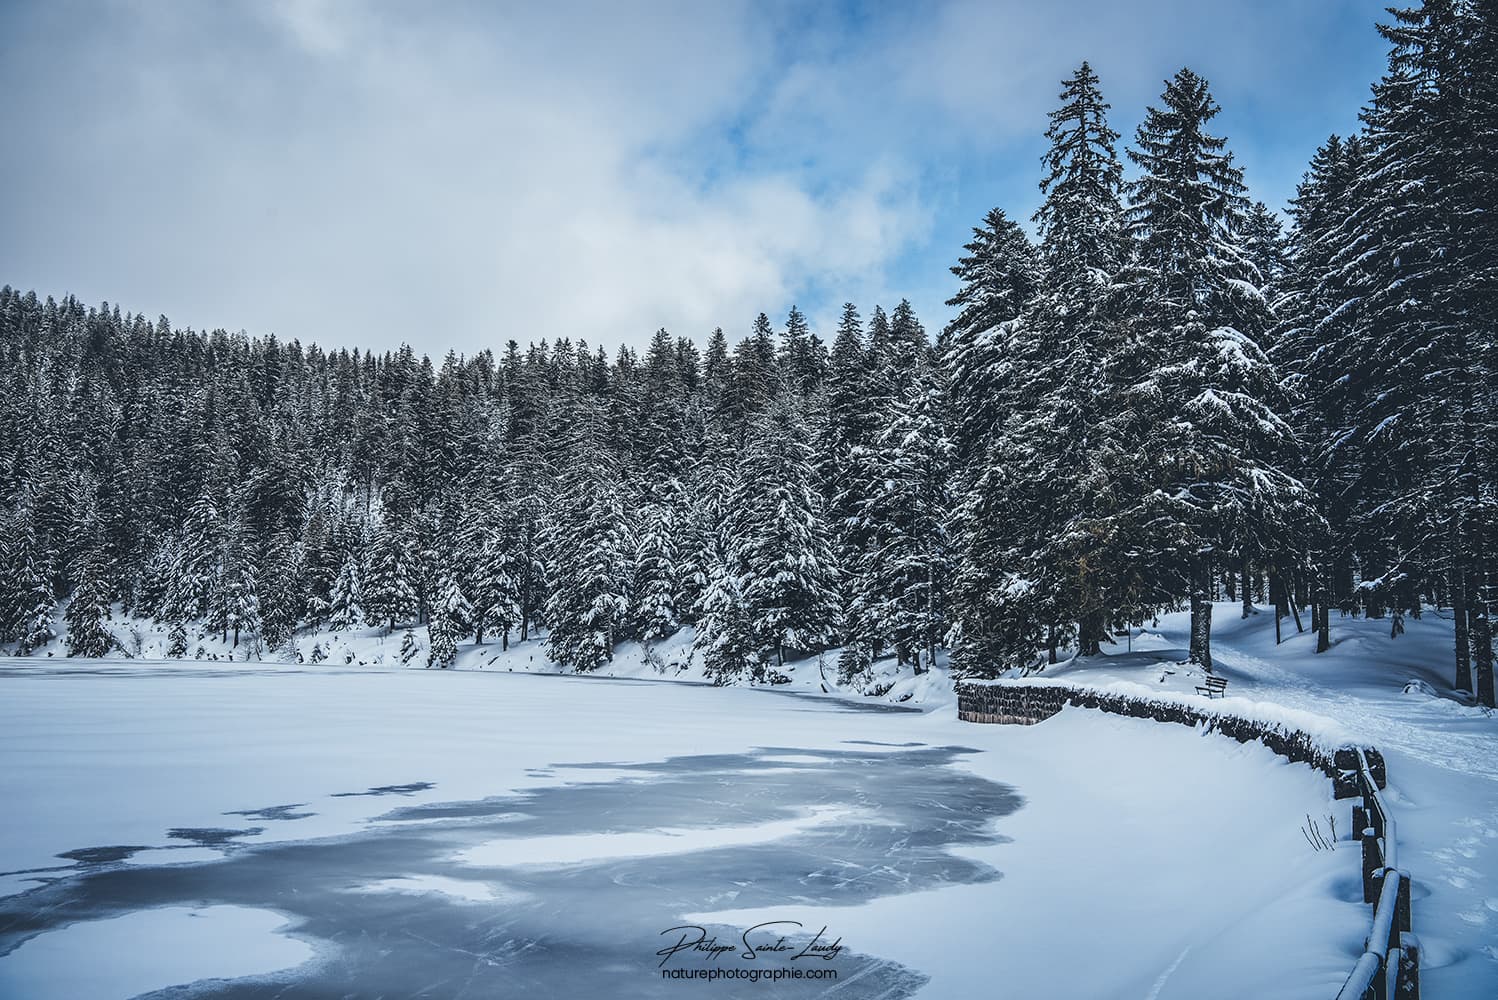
[0,1,1493,703]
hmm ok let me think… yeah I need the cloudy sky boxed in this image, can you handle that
[0,0,1389,356]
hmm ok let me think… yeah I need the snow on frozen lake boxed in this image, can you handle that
[0,658,1369,997]
[0,904,313,1000]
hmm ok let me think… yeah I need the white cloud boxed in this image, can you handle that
[0,1,1385,354]
[0,1,930,354]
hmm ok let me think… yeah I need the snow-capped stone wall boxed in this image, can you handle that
[956,679,1385,797]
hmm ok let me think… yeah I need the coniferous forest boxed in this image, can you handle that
[1,3,1495,706]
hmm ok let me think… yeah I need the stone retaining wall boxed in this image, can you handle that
[956,680,1385,798]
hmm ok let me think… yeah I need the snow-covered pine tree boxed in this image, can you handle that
[854,371,953,671]
[257,529,304,652]
[65,554,113,657]
[163,489,222,626]
[819,303,867,501]
[467,518,522,648]
[216,561,260,650]
[426,575,470,669]
[1123,67,1315,671]
[542,415,633,670]
[363,520,418,633]
[1277,133,1368,655]
[948,62,1132,675]
[733,394,841,668]
[677,444,735,626]
[778,305,819,397]
[633,494,682,642]
[399,628,421,665]
[941,208,1038,464]
[1,498,56,652]
[206,503,260,648]
[300,503,341,629]
[693,552,757,683]
[328,552,364,632]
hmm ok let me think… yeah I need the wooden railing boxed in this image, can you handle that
[1336,748,1419,1000]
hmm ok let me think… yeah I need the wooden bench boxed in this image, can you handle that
[1195,675,1228,699]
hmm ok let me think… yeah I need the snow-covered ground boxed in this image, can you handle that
[8,608,956,710]
[1,602,1494,997]
[1035,603,1498,998]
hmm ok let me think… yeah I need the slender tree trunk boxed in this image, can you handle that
[1316,562,1331,653]
[501,629,509,652]
[1474,531,1496,707]
[1241,556,1254,618]
[1272,572,1283,645]
[1189,560,1214,671]
[1453,552,1472,693]
[1047,627,1059,665]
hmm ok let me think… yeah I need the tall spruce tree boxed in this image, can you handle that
[1123,67,1315,670]
[732,395,841,668]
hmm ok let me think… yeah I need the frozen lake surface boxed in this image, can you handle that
[0,659,1370,998]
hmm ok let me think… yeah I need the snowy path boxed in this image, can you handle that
[1044,604,1498,996]
[0,660,1359,998]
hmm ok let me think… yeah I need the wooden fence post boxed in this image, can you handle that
[1396,872,1412,934]
[1396,932,1420,999]
[1362,826,1380,904]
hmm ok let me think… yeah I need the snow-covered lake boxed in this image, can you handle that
[0,660,1365,998]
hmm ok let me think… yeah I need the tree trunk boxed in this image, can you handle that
[1189,561,1214,671]
[1314,563,1331,653]
[1474,537,1496,707]
[1474,603,1495,707]
[1272,572,1283,645]
[502,630,509,652]
[1241,556,1254,619]
[1453,556,1472,693]
[1047,627,1059,665]
[1078,610,1102,657]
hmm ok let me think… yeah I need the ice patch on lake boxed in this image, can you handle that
[0,873,49,898]
[457,805,852,867]
[0,904,314,999]
[122,846,225,866]
[349,874,529,904]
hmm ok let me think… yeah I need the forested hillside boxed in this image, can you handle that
[1,1,1493,704]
